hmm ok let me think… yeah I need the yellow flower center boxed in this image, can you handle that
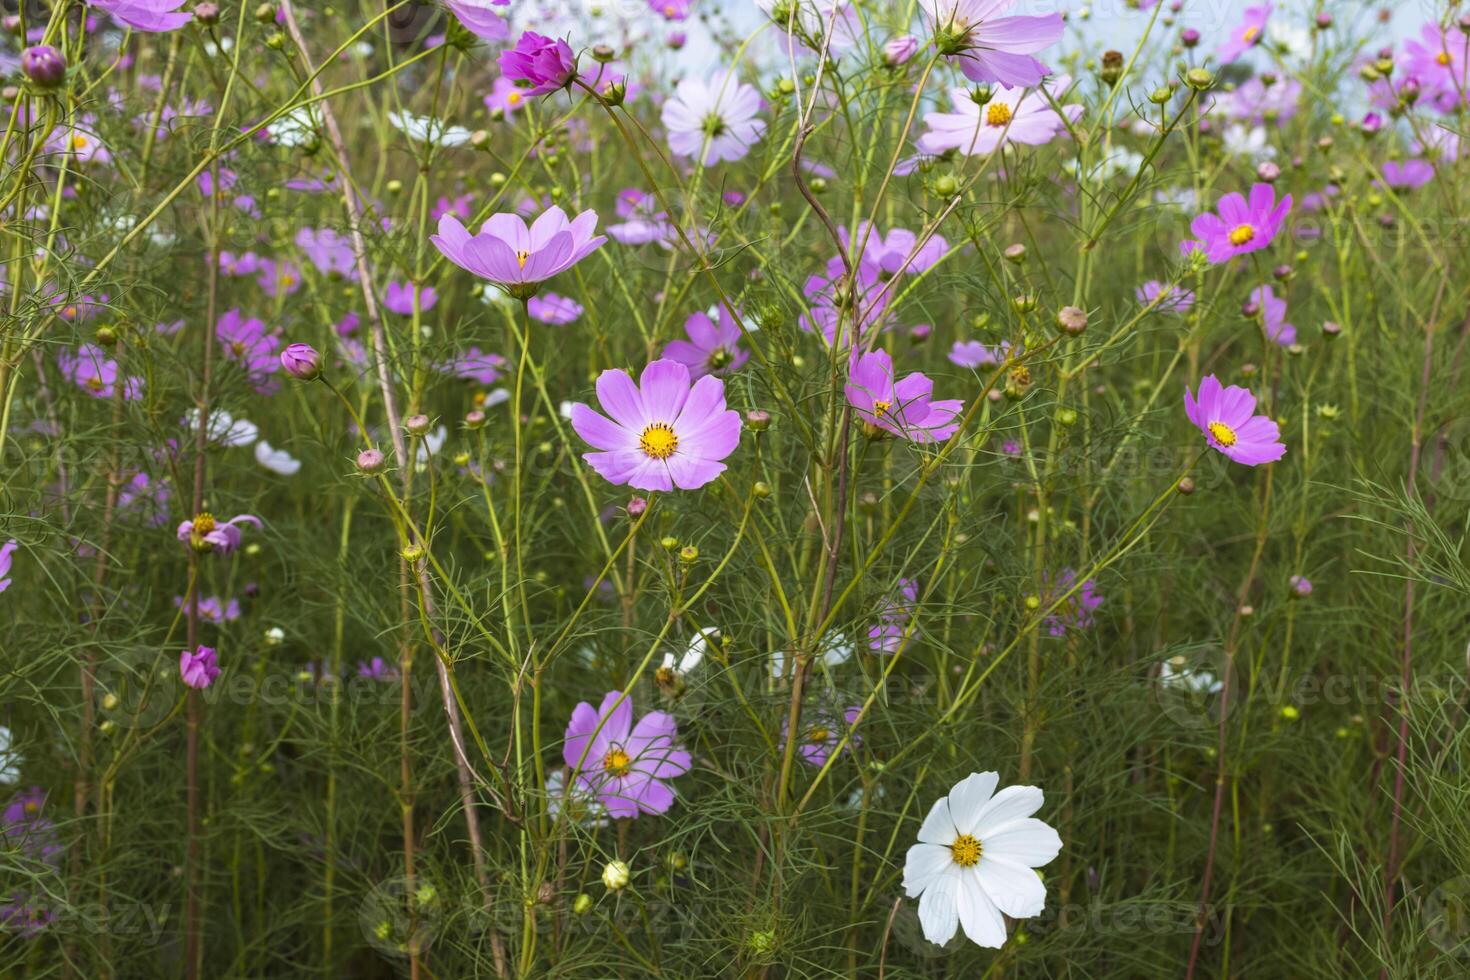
[805,725,830,744]
[1227,223,1256,246]
[507,91,522,106]
[1241,26,1259,44]
[985,103,1013,127]
[639,422,678,460]
[1437,51,1452,67]
[192,512,217,534]
[516,250,529,270]
[85,376,104,391]
[873,400,892,417]
[24,800,38,814]
[71,134,88,151]
[951,834,983,867]
[231,341,246,356]
[1208,421,1238,447]
[602,746,632,777]
[280,273,296,288]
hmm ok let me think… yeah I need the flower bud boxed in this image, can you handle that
[1288,574,1313,598]
[1180,28,1200,48]
[908,323,931,344]
[1099,50,1124,86]
[601,860,630,891]
[752,481,771,499]
[21,46,66,89]
[883,35,919,66]
[254,2,276,23]
[745,409,771,432]
[1321,320,1341,339]
[464,409,486,429]
[194,2,220,24]
[280,343,322,381]
[404,414,431,436]
[933,174,960,197]
[356,449,386,474]
[1256,161,1280,182]
[1185,67,1213,90]
[591,43,615,63]
[1056,306,1087,335]
[660,536,679,552]
[1003,243,1027,264]
[627,496,648,517]
[1177,477,1195,495]
[573,893,593,915]
[679,545,699,564]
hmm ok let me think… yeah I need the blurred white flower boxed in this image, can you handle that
[255,440,302,476]
[660,627,720,679]
[547,769,609,828]
[388,110,471,147]
[771,632,853,677]
[1159,656,1223,694]
[415,425,448,464]
[266,107,319,147]
[0,726,19,783]
[1223,124,1276,162]
[1268,20,1312,63]
[183,408,258,446]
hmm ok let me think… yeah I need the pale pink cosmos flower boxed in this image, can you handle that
[1217,4,1272,64]
[1250,284,1296,346]
[661,307,749,379]
[563,690,691,819]
[661,69,766,165]
[58,345,144,400]
[570,360,742,492]
[839,222,949,277]
[0,540,16,594]
[177,513,262,555]
[925,0,1065,87]
[431,206,605,299]
[89,0,191,31]
[918,77,1080,157]
[527,293,584,325]
[445,0,509,41]
[846,350,963,444]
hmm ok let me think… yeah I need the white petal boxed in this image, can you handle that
[982,818,1063,869]
[916,869,960,946]
[903,843,953,898]
[977,857,1047,918]
[947,771,1000,834]
[957,868,1009,948]
[916,796,957,845]
[972,784,1044,835]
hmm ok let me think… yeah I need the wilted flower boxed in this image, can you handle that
[570,360,742,492]
[563,690,691,819]
[177,513,262,554]
[903,772,1063,948]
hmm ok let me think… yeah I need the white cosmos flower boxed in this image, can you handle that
[254,439,302,476]
[902,771,1062,949]
[0,726,19,783]
[1267,20,1312,63]
[546,769,609,828]
[415,425,448,465]
[386,110,472,147]
[1160,656,1223,694]
[183,408,258,446]
[1222,124,1275,162]
[770,632,853,678]
[660,627,720,678]
[661,69,767,165]
[267,107,319,147]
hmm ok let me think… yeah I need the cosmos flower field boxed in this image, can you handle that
[3,0,1470,976]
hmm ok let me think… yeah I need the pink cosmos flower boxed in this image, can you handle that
[173,595,241,624]
[0,540,15,594]
[498,32,576,97]
[562,690,692,819]
[1380,159,1434,190]
[1402,22,1469,110]
[177,513,262,554]
[180,646,221,689]
[58,345,144,400]
[1217,4,1271,64]
[661,69,766,164]
[484,76,529,117]
[1136,280,1195,314]
[255,258,302,298]
[445,0,509,41]
[925,0,1065,87]
[357,657,401,682]
[89,0,191,31]
[431,206,605,299]
[570,360,742,492]
[649,0,690,20]
[527,293,584,325]
[917,77,1080,157]
[1184,375,1285,466]
[607,188,674,247]
[846,350,963,444]
[948,339,1009,368]
[384,281,438,315]
[787,706,862,767]
[1180,183,1292,265]
[1226,76,1302,125]
[1250,284,1295,346]
[839,222,948,277]
[295,227,357,279]
[799,257,895,350]
[661,307,749,379]
[1041,570,1101,637]
[217,309,281,392]
[869,577,920,653]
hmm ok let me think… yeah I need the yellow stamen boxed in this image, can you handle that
[985,103,1013,127]
[1208,421,1238,447]
[805,726,830,744]
[516,250,529,270]
[507,91,522,106]
[1227,223,1256,246]
[602,747,631,777]
[1437,51,1452,67]
[70,134,88,151]
[639,422,678,460]
[951,834,983,867]
[1241,25,1259,44]
[873,400,893,417]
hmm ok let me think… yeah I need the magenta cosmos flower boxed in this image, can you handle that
[570,360,742,492]
[90,0,192,32]
[926,0,1065,87]
[1184,375,1285,466]
[431,207,605,299]
[1250,284,1295,346]
[58,344,143,400]
[1380,159,1434,191]
[180,646,220,689]
[918,77,1080,157]
[445,0,509,41]
[498,31,576,96]
[846,350,963,444]
[1217,3,1271,65]
[527,293,583,325]
[661,306,749,379]
[217,309,280,392]
[563,690,691,819]
[384,281,438,315]
[839,222,948,277]
[177,513,262,554]
[1136,280,1195,314]
[1181,183,1291,265]
[0,539,16,594]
